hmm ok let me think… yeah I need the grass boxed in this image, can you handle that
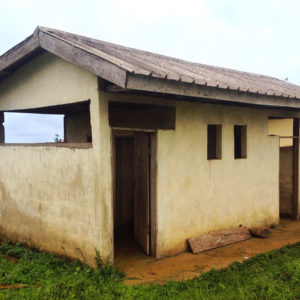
[0,241,300,299]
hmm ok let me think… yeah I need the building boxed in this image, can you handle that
[0,27,300,265]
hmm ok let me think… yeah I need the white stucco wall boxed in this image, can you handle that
[0,51,294,263]
[103,93,281,257]
[156,102,280,256]
[0,53,113,265]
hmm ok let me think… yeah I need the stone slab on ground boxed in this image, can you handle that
[188,227,251,254]
[249,227,271,238]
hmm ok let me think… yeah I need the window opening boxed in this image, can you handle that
[207,124,222,160]
[234,125,247,159]
[1,101,92,144]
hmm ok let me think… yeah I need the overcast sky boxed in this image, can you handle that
[1,0,300,142]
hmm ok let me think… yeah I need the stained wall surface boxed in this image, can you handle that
[156,102,280,256]
[0,51,296,262]
[0,53,113,265]
[102,93,282,257]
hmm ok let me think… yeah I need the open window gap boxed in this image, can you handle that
[0,101,92,145]
[234,125,247,159]
[4,112,64,143]
[207,124,222,160]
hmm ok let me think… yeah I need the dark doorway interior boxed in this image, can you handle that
[114,137,135,240]
[114,132,152,258]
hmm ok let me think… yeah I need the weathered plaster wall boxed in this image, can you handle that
[0,53,113,265]
[0,53,96,111]
[156,102,279,256]
[103,93,281,258]
[65,112,92,143]
[0,51,296,262]
[0,145,97,261]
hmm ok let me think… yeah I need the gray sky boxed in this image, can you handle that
[1,0,300,142]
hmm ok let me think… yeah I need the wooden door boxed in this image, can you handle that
[133,132,150,255]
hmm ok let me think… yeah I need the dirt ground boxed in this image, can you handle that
[115,219,300,285]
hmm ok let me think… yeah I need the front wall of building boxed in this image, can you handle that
[156,102,280,256]
[0,53,113,265]
[103,93,281,257]
[0,52,293,262]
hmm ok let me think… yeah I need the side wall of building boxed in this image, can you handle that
[0,53,113,265]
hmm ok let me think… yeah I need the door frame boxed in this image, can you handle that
[111,128,157,257]
[292,118,299,220]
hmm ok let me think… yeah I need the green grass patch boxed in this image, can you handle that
[0,241,300,299]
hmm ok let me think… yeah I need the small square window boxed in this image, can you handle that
[234,125,247,159]
[207,124,222,160]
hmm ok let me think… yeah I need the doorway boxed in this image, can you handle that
[268,118,299,219]
[113,130,156,257]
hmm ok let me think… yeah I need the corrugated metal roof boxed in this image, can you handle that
[1,26,300,102]
[41,27,300,99]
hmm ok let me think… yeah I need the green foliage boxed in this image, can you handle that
[94,248,125,281]
[0,241,300,299]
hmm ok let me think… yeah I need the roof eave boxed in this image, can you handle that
[126,73,300,109]
[0,33,40,74]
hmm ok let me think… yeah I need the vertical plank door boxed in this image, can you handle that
[133,132,150,255]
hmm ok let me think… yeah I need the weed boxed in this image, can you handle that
[94,248,125,280]
[0,241,300,299]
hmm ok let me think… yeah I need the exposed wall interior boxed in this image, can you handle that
[268,118,295,218]
[65,111,92,143]
[268,118,293,147]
